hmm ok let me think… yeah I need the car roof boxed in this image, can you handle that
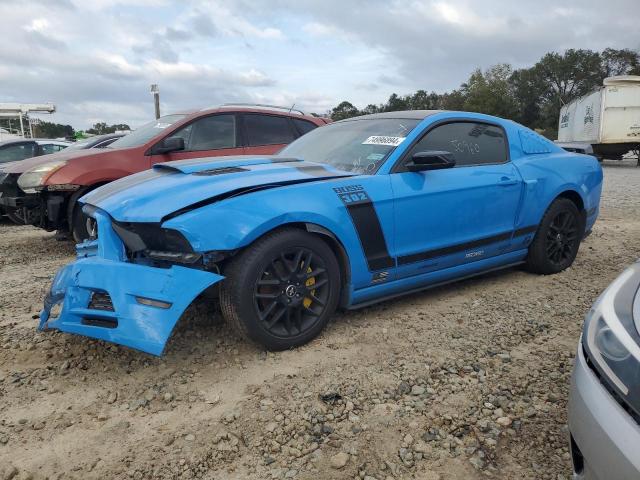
[336,110,443,122]
[175,105,329,123]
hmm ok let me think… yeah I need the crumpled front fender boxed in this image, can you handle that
[40,257,223,355]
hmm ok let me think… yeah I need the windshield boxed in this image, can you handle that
[278,118,420,173]
[107,114,186,149]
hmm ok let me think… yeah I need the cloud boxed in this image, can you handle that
[0,0,638,128]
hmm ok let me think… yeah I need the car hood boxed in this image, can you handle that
[81,156,355,223]
[0,147,119,174]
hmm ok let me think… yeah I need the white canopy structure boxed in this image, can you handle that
[0,103,56,139]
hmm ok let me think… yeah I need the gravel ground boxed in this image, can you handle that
[0,160,639,480]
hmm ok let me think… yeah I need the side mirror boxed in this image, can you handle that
[405,150,456,172]
[153,136,185,155]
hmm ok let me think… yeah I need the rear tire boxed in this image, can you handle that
[220,228,341,350]
[525,198,584,274]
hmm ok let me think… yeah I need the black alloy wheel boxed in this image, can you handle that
[526,198,583,274]
[253,247,330,338]
[220,228,341,350]
[545,210,579,266]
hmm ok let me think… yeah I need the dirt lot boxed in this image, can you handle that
[0,161,638,480]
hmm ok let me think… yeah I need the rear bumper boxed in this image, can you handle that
[568,345,640,479]
[40,252,223,356]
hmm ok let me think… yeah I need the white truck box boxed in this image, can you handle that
[558,76,640,160]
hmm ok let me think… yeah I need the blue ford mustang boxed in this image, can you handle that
[40,110,603,355]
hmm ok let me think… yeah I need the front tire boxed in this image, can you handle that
[526,198,584,274]
[71,204,97,242]
[220,228,341,350]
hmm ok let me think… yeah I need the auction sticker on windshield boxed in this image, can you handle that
[362,136,406,146]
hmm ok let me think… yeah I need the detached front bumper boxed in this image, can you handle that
[41,257,223,355]
[39,209,224,355]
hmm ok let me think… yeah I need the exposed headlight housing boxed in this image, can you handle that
[582,264,640,418]
[17,161,67,193]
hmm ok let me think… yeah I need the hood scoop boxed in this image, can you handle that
[152,156,301,174]
[193,166,249,176]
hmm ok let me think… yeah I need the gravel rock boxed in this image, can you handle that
[329,452,349,469]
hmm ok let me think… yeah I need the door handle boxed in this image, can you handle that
[497,176,518,186]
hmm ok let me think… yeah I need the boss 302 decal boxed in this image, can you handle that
[334,185,394,272]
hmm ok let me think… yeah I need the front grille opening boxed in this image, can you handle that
[81,317,118,329]
[570,434,584,474]
[88,292,114,311]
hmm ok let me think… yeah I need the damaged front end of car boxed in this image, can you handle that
[39,207,224,355]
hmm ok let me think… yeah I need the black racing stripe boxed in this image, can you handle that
[398,231,513,266]
[344,201,394,271]
[84,168,173,205]
[514,225,537,237]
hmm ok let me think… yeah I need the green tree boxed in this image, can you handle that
[86,122,131,135]
[408,90,440,110]
[331,101,360,120]
[600,48,640,77]
[531,49,603,132]
[361,104,381,115]
[460,64,519,119]
[510,67,547,128]
[34,121,74,139]
[383,93,409,112]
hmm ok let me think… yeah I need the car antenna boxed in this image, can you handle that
[289,103,296,113]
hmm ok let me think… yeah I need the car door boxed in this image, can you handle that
[151,113,244,165]
[390,120,523,280]
[241,113,298,155]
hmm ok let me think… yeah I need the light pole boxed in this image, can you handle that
[150,84,160,119]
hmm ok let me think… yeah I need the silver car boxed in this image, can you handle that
[569,260,640,479]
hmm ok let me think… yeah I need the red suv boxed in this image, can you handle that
[0,105,328,240]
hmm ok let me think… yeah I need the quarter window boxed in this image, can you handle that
[245,114,296,146]
[407,122,508,167]
[293,118,318,136]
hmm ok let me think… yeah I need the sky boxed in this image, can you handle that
[0,0,638,130]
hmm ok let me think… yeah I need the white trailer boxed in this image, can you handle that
[557,76,640,161]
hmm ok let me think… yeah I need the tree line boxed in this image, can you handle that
[330,48,640,138]
[0,118,130,140]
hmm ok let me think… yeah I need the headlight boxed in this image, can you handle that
[582,265,640,417]
[17,161,67,193]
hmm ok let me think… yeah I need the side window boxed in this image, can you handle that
[172,114,236,151]
[292,118,318,136]
[0,143,37,162]
[40,144,66,154]
[407,122,508,167]
[245,114,296,146]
